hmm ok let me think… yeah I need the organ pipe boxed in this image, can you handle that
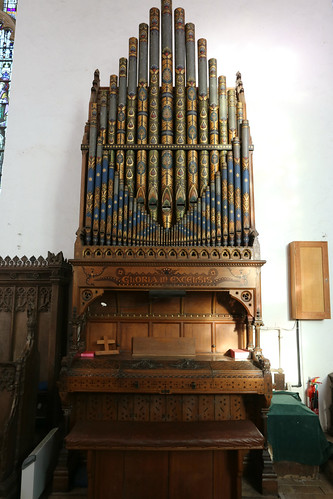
[82,1,255,248]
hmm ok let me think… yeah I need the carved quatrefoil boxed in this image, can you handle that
[241,291,252,302]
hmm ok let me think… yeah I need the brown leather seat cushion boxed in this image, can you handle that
[66,420,264,451]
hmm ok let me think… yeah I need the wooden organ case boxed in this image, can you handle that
[58,2,277,498]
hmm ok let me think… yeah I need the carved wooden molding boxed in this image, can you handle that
[0,286,52,313]
[66,393,252,422]
[0,252,67,268]
[79,245,254,261]
[0,287,13,312]
[0,253,72,288]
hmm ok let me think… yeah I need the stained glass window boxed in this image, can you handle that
[0,0,17,186]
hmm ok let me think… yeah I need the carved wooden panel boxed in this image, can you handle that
[81,288,254,354]
[85,319,246,354]
[117,395,133,421]
[150,395,166,421]
[74,393,88,421]
[151,322,181,338]
[183,292,213,314]
[0,254,71,431]
[0,309,38,496]
[230,395,247,420]
[118,291,150,314]
[183,322,212,352]
[69,393,250,426]
[77,245,255,261]
[151,296,182,314]
[0,286,14,313]
[0,307,12,361]
[133,395,150,421]
[182,395,198,421]
[120,322,149,351]
[0,368,15,427]
[215,323,240,352]
[214,396,231,420]
[165,396,182,421]
[198,396,215,421]
[102,394,118,421]
[72,262,263,318]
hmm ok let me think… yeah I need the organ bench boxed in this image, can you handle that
[66,420,264,499]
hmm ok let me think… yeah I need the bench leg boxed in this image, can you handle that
[261,448,278,496]
[245,448,278,496]
[261,407,278,495]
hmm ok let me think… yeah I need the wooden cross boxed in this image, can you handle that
[95,336,119,356]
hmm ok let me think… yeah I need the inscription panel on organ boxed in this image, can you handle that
[75,263,262,290]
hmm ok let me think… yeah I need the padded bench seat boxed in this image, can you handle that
[66,420,264,499]
[66,419,264,451]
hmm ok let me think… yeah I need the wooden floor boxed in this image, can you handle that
[46,472,333,499]
[46,453,333,499]
[242,472,333,498]
[243,432,333,498]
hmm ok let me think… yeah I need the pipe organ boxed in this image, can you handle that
[79,3,255,252]
[57,1,277,498]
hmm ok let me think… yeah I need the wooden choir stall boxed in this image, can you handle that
[56,1,277,497]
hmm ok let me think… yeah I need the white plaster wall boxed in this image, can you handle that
[1,0,333,428]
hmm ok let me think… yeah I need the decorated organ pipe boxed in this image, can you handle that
[161,0,173,229]
[198,38,209,197]
[126,37,138,196]
[185,22,198,206]
[215,171,222,246]
[92,135,103,245]
[233,138,242,246]
[99,148,109,246]
[241,120,250,245]
[137,23,148,206]
[105,150,115,245]
[116,58,127,181]
[108,75,117,146]
[209,58,219,180]
[221,157,229,246]
[218,76,228,157]
[81,0,256,250]
[148,7,160,222]
[174,7,186,222]
[84,76,98,246]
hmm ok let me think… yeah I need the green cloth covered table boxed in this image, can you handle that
[267,391,333,465]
